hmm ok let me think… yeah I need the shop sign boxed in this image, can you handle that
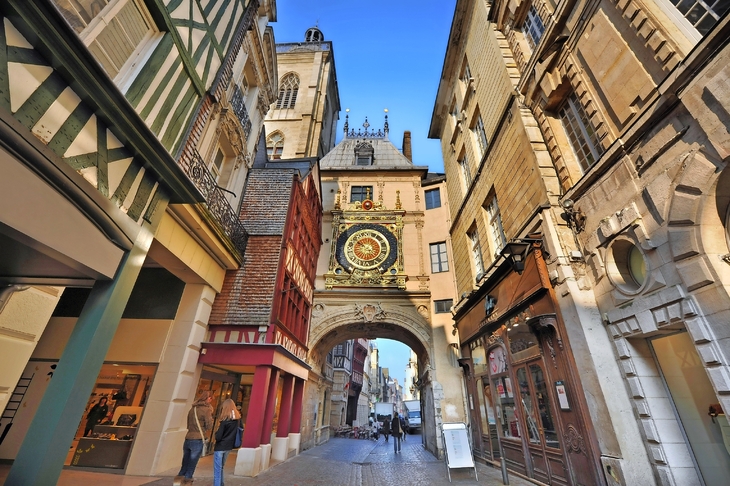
[275,330,307,361]
[555,381,570,410]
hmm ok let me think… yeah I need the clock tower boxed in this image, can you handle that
[325,189,406,289]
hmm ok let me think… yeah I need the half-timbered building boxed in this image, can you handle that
[0,0,277,482]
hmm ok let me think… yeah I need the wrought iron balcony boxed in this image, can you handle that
[230,84,252,141]
[188,150,248,257]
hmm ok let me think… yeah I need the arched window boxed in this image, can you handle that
[275,73,300,109]
[267,132,284,160]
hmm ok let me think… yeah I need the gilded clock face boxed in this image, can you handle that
[335,223,398,272]
[345,229,390,269]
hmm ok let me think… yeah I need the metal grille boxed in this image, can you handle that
[230,84,252,140]
[188,150,248,256]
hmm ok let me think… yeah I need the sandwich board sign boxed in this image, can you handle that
[441,422,478,482]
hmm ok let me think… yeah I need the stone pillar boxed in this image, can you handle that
[236,365,273,477]
[125,284,216,475]
[261,369,280,445]
[7,227,154,486]
[276,375,295,438]
[288,378,305,455]
[290,378,305,433]
[242,366,272,448]
[271,374,294,463]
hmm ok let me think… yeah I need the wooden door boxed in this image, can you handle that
[531,319,603,486]
[515,362,571,485]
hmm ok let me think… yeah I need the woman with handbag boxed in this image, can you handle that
[175,391,213,485]
[213,399,242,486]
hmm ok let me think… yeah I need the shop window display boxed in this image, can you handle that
[71,363,156,469]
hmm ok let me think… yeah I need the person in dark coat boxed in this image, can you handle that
[213,398,241,486]
[84,397,108,437]
[381,415,391,442]
[399,415,407,441]
[391,414,402,453]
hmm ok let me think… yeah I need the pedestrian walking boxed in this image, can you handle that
[391,414,402,453]
[174,390,213,485]
[83,397,108,437]
[381,415,391,442]
[400,415,407,441]
[213,398,241,486]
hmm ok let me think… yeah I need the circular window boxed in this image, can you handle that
[606,239,647,293]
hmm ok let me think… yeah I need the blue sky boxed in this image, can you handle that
[375,339,411,389]
[271,0,455,173]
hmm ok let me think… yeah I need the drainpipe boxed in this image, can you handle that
[0,285,30,314]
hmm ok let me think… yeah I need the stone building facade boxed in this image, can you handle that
[433,0,730,484]
[264,26,340,160]
[303,116,465,458]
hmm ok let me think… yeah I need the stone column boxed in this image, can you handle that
[236,365,272,477]
[271,374,294,462]
[125,283,216,475]
[289,378,305,454]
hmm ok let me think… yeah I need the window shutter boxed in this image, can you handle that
[88,1,151,78]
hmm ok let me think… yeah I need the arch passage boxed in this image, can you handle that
[301,299,449,457]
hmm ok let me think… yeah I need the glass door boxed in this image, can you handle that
[514,361,562,484]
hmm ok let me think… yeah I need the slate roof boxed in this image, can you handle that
[320,137,427,170]
[208,235,282,326]
[238,168,296,235]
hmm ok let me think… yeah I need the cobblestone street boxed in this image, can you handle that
[145,434,534,486]
[0,434,537,486]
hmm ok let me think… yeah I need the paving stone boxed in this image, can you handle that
[1,433,536,486]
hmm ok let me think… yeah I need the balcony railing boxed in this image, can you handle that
[188,150,248,256]
[230,84,252,141]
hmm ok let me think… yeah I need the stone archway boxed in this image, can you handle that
[301,296,449,457]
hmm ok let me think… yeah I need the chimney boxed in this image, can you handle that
[402,131,412,162]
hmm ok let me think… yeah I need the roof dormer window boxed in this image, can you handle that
[354,141,374,166]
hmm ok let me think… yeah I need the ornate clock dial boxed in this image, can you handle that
[345,229,389,269]
[335,223,398,272]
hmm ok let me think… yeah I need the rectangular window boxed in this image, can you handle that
[459,153,472,188]
[559,93,603,172]
[450,99,460,121]
[356,156,371,166]
[350,186,373,202]
[425,188,441,209]
[430,242,449,273]
[486,196,507,257]
[524,5,546,49]
[53,0,159,82]
[435,299,453,314]
[461,62,472,84]
[468,226,484,278]
[666,0,729,35]
[473,114,488,158]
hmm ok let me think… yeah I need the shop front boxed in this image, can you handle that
[195,366,254,451]
[455,242,604,485]
[0,360,157,470]
[199,340,310,476]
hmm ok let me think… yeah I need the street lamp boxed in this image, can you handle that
[501,241,532,274]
